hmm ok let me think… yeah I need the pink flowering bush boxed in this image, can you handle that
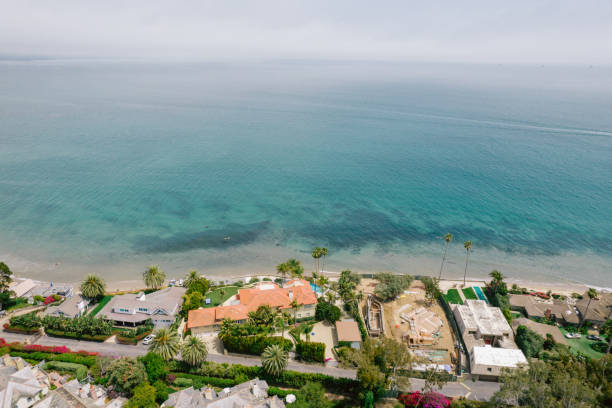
[398,392,451,408]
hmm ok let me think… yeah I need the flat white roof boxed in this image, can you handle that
[472,346,527,367]
[455,300,511,336]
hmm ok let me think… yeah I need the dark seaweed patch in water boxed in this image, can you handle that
[132,221,270,253]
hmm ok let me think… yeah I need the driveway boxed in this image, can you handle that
[308,321,337,361]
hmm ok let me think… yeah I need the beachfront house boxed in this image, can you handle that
[98,287,186,328]
[576,292,612,327]
[188,279,316,335]
[43,295,90,318]
[335,320,362,349]
[453,299,526,379]
[509,294,579,326]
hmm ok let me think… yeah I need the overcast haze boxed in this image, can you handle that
[1,0,611,64]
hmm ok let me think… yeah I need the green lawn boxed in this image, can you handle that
[89,295,113,316]
[203,286,239,308]
[462,287,478,300]
[559,327,605,360]
[444,289,464,305]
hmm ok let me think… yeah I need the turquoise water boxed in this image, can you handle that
[473,287,488,303]
[0,60,610,285]
[310,283,323,294]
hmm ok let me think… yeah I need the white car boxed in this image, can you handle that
[142,334,156,345]
[565,332,581,339]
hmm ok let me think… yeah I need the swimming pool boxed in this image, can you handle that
[473,286,488,303]
[310,282,323,294]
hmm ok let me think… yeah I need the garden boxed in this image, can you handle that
[201,286,238,308]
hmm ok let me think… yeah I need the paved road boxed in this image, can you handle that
[0,331,499,399]
[0,331,356,378]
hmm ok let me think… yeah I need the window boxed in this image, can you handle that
[118,308,130,313]
[138,307,148,312]
[297,314,302,318]
[487,368,492,372]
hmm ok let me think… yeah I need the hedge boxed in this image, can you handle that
[3,325,40,335]
[45,329,109,342]
[295,341,325,363]
[172,372,236,389]
[268,386,296,398]
[169,361,359,395]
[10,351,96,367]
[44,361,88,381]
[222,335,293,355]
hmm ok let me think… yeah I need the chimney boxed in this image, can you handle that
[288,290,293,299]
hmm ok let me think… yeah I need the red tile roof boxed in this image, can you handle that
[188,279,317,329]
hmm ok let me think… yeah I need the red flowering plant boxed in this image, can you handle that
[43,296,56,305]
[398,392,451,408]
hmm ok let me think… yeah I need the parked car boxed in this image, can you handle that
[142,334,156,345]
[565,332,581,339]
[586,334,602,341]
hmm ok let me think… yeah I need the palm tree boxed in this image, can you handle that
[80,274,106,300]
[325,291,337,304]
[439,233,453,280]
[287,259,304,279]
[301,323,314,342]
[274,315,287,338]
[261,344,288,377]
[290,300,300,325]
[143,265,166,290]
[311,247,322,274]
[149,328,179,361]
[181,335,208,366]
[463,241,472,286]
[184,270,199,288]
[277,262,289,285]
[579,288,598,328]
[320,247,328,272]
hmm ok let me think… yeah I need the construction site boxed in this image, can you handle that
[359,278,456,367]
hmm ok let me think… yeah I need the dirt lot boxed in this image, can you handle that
[380,280,456,365]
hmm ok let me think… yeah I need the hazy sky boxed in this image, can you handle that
[1,0,611,64]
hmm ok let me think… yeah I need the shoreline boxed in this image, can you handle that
[3,244,611,293]
[14,272,606,297]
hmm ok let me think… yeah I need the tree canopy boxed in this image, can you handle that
[374,273,413,302]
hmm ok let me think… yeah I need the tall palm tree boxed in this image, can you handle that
[463,241,472,286]
[276,262,289,285]
[325,291,337,304]
[181,335,208,366]
[311,247,322,274]
[149,327,179,361]
[320,247,328,272]
[143,265,166,290]
[80,274,106,300]
[439,233,453,280]
[184,270,199,288]
[290,300,300,325]
[261,344,288,377]
[579,288,598,328]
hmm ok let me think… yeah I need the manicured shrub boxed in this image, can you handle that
[295,341,325,363]
[222,334,293,355]
[173,377,193,387]
[9,312,41,329]
[172,372,236,389]
[267,386,295,398]
[139,352,169,383]
[515,325,544,358]
[43,361,88,381]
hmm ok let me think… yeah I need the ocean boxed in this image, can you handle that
[0,60,610,286]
